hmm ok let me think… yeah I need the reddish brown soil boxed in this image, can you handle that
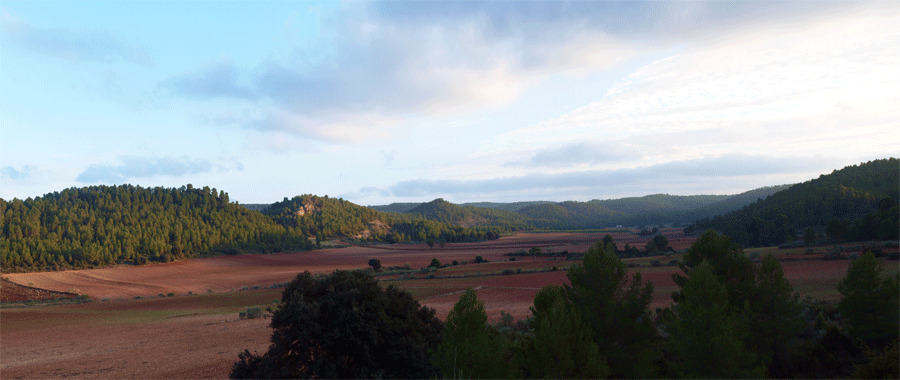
[4,231,679,301]
[1,293,274,379]
[26,230,868,380]
[1,278,78,302]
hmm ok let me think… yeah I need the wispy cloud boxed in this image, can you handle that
[162,59,254,99]
[508,140,638,169]
[1,165,35,180]
[76,155,238,183]
[1,9,152,66]
[500,4,900,160]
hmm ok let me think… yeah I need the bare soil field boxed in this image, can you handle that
[7,231,884,379]
[1,232,636,379]
[1,289,279,379]
[0,279,78,303]
[3,230,674,301]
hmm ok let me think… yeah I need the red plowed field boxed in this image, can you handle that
[0,231,704,379]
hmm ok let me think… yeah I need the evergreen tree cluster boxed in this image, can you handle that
[1,185,313,272]
[2,189,508,273]
[686,158,899,246]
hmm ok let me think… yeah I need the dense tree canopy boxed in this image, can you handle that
[1,185,312,272]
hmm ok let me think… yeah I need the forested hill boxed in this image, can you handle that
[1,189,507,273]
[262,195,505,244]
[369,200,555,213]
[367,187,791,230]
[1,185,313,272]
[404,199,530,229]
[513,187,792,229]
[685,158,899,247]
[366,202,421,213]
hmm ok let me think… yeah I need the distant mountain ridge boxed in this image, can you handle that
[364,184,793,230]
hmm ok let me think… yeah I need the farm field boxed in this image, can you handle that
[2,231,895,379]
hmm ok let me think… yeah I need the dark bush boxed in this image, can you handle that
[230,270,442,379]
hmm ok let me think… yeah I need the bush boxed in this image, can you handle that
[368,258,382,271]
[166,292,175,297]
[244,307,262,319]
[230,270,442,379]
[474,255,487,263]
[650,260,661,267]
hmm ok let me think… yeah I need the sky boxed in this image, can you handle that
[2,1,898,206]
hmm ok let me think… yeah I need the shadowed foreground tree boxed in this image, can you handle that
[673,230,804,376]
[668,261,766,378]
[519,285,609,379]
[433,288,507,379]
[564,241,660,378]
[838,251,899,349]
[230,270,442,379]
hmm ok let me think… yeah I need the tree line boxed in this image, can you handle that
[231,230,899,379]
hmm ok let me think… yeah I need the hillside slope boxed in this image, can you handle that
[685,158,899,247]
[264,195,504,244]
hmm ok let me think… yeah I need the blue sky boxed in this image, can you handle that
[2,1,898,205]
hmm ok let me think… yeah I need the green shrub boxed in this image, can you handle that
[167,292,175,297]
[245,307,263,319]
